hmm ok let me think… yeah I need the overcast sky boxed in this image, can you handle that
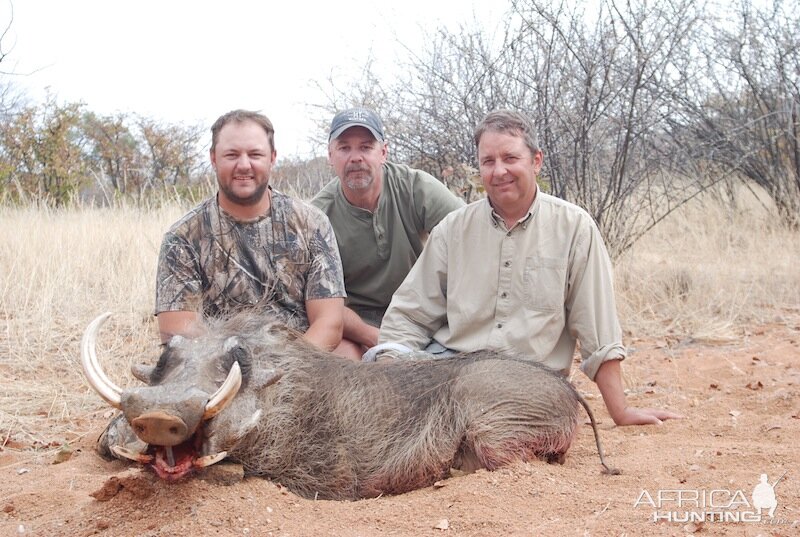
[1,0,504,159]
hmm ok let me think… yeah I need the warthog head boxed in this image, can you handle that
[82,312,281,480]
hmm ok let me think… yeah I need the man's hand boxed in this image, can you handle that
[157,311,203,344]
[342,307,380,349]
[607,405,684,426]
[594,359,684,426]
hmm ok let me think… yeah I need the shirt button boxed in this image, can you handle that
[506,231,512,237]
[500,292,508,299]
[504,261,511,267]
[496,323,503,329]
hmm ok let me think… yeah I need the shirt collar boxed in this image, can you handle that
[488,185,539,231]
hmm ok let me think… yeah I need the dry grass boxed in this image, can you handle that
[616,187,800,341]
[0,203,185,451]
[1,188,798,452]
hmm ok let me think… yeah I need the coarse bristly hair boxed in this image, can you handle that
[172,311,585,500]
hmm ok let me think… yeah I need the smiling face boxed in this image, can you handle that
[477,130,543,225]
[210,119,276,213]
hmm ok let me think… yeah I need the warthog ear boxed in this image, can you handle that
[131,364,155,384]
[223,337,253,381]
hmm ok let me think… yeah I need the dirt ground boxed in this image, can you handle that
[2,317,798,537]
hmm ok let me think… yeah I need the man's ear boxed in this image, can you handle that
[532,149,544,173]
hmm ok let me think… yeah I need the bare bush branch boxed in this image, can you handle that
[674,0,800,227]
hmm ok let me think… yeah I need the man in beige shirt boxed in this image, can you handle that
[379,109,681,426]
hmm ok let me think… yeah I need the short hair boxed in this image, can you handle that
[473,110,540,155]
[210,110,276,153]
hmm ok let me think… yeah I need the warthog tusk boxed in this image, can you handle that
[165,446,176,467]
[81,312,123,408]
[202,362,242,419]
[194,451,228,468]
[111,445,154,463]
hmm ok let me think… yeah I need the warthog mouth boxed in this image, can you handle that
[150,439,199,481]
[153,439,227,481]
[112,423,228,481]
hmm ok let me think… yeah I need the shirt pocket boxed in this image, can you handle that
[523,256,567,312]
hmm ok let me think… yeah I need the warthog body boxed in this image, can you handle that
[84,312,615,500]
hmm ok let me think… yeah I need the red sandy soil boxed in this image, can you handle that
[2,319,798,536]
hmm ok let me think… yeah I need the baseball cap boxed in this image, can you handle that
[328,108,385,143]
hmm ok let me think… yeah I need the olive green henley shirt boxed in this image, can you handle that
[312,162,464,323]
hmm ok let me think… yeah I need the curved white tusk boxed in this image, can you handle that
[202,362,242,419]
[194,451,228,468]
[81,312,123,408]
[111,445,154,463]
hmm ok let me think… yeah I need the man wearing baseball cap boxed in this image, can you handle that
[312,107,464,359]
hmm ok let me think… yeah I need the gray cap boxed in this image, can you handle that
[328,107,385,143]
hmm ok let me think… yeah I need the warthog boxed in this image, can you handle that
[83,312,617,500]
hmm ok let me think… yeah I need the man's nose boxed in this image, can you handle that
[235,155,252,169]
[491,162,507,179]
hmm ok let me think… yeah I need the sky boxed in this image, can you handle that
[1,0,504,160]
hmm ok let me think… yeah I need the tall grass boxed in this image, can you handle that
[616,187,800,341]
[0,188,798,449]
[0,203,185,449]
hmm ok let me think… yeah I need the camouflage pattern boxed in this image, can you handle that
[155,189,346,331]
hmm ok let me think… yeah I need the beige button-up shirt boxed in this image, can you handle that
[379,191,625,380]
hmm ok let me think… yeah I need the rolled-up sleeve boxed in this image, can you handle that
[565,217,626,381]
